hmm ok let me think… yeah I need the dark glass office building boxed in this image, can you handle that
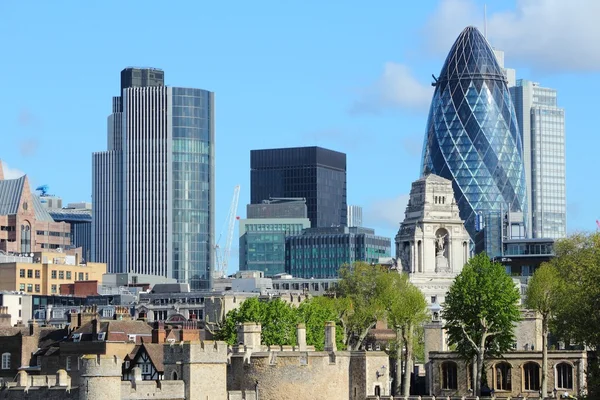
[285,227,391,279]
[421,26,527,245]
[250,147,347,228]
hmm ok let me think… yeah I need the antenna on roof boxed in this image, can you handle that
[484,4,488,39]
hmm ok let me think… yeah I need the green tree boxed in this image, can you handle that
[525,263,563,398]
[297,296,345,350]
[381,273,428,396]
[214,297,298,345]
[442,253,521,395]
[548,233,600,397]
[335,262,388,350]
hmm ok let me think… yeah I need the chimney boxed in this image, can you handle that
[114,306,132,321]
[237,322,262,351]
[296,323,306,351]
[324,321,337,352]
[80,305,98,327]
[0,306,11,327]
[152,321,166,343]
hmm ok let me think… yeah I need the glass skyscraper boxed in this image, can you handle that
[250,146,347,228]
[92,68,214,290]
[421,26,528,245]
[510,80,566,239]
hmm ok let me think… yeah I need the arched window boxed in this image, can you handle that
[374,385,381,396]
[1,353,10,370]
[495,362,512,391]
[523,362,540,391]
[20,223,31,254]
[172,371,178,380]
[556,363,573,390]
[441,361,458,390]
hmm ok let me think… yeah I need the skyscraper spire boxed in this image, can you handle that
[484,4,488,39]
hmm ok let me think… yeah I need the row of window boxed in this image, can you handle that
[19,283,41,293]
[20,269,88,281]
[440,361,573,391]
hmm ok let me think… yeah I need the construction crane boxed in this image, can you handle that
[214,185,240,279]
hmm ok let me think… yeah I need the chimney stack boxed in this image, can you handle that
[0,306,11,327]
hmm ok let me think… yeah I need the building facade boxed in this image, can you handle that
[395,174,471,307]
[347,205,363,227]
[250,146,347,228]
[421,27,528,252]
[0,165,72,254]
[286,226,391,278]
[239,199,310,276]
[92,68,215,290]
[49,204,92,262]
[0,251,106,295]
[511,80,566,239]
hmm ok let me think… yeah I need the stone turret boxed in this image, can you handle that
[78,355,122,400]
[237,322,262,351]
[164,341,228,400]
[324,321,337,352]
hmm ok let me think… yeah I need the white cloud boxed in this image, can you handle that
[1,161,25,179]
[426,0,600,72]
[350,62,433,114]
[363,194,410,231]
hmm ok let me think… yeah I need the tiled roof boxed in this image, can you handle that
[71,319,153,342]
[124,343,164,373]
[0,176,25,216]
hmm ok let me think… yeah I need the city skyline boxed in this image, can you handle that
[2,0,599,273]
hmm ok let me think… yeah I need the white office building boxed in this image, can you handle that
[510,80,566,239]
[347,205,362,227]
[92,68,215,290]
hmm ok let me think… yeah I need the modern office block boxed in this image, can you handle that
[49,205,92,262]
[510,80,566,239]
[421,26,528,251]
[347,205,363,227]
[246,198,308,219]
[239,217,310,276]
[92,68,215,290]
[250,146,347,228]
[285,226,391,278]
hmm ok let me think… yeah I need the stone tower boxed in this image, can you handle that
[395,174,471,305]
[78,355,122,400]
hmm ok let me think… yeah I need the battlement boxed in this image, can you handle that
[78,354,122,377]
[164,340,229,364]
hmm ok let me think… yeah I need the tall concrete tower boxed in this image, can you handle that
[92,68,215,290]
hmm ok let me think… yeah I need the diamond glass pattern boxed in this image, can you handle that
[421,26,527,241]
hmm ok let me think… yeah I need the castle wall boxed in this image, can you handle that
[229,351,352,400]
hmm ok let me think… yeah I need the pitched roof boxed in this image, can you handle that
[71,319,153,342]
[124,343,164,373]
[33,195,55,222]
[0,175,25,216]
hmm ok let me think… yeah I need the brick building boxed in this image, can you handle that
[0,162,71,253]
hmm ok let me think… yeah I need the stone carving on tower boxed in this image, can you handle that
[395,174,471,306]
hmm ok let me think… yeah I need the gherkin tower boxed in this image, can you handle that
[422,26,527,243]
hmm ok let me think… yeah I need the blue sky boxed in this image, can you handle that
[1,0,599,273]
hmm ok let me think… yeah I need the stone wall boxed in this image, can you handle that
[229,350,352,400]
[163,341,228,400]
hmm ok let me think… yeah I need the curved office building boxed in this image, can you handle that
[421,26,527,242]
